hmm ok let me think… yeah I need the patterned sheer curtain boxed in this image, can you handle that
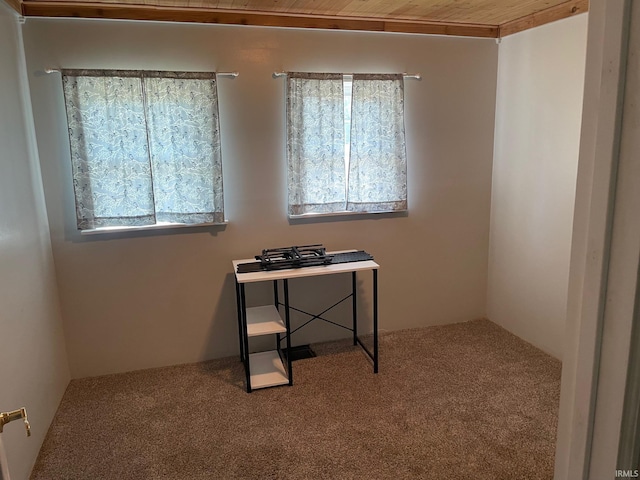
[287,73,346,215]
[62,70,224,230]
[347,74,408,212]
[143,73,224,224]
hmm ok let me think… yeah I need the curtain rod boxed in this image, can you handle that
[272,72,421,80]
[44,68,239,77]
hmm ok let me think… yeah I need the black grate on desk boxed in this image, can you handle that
[329,251,374,264]
[236,246,374,274]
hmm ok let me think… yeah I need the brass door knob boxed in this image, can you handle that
[0,408,30,437]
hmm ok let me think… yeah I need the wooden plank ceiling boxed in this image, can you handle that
[15,0,588,37]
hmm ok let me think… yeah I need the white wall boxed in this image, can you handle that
[23,18,498,378]
[487,14,588,359]
[0,4,70,479]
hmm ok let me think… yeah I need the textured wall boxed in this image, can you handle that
[23,18,498,378]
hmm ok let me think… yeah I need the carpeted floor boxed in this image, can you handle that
[31,319,561,480]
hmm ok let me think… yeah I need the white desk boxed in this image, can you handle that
[233,252,379,392]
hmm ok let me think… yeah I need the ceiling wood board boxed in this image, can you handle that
[499,0,588,36]
[3,0,23,14]
[21,1,499,37]
[21,0,574,23]
[20,0,588,37]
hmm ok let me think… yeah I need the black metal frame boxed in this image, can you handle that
[234,269,378,393]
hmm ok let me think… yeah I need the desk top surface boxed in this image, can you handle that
[233,250,379,283]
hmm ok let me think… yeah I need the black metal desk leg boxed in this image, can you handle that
[273,280,279,309]
[235,278,244,362]
[240,283,252,393]
[274,280,281,351]
[284,279,293,386]
[373,269,378,374]
[352,272,358,346]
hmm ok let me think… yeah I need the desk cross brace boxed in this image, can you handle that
[273,270,379,371]
[277,293,354,337]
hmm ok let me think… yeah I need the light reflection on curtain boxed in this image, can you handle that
[287,73,346,215]
[347,74,407,212]
[62,70,224,230]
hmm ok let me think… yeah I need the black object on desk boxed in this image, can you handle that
[236,244,374,273]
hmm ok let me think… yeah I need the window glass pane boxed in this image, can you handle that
[343,75,353,186]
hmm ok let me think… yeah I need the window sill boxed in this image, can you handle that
[288,210,407,220]
[79,221,228,236]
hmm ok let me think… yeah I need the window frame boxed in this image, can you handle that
[286,72,408,220]
[60,69,227,235]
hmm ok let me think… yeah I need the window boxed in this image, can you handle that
[61,70,224,231]
[286,72,407,217]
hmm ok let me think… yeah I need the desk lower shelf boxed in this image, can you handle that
[249,350,289,389]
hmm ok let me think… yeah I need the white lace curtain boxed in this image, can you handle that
[347,74,407,212]
[62,70,224,230]
[286,72,407,216]
[287,73,346,215]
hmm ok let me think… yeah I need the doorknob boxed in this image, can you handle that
[0,408,30,437]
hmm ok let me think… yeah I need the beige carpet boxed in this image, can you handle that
[31,319,561,480]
